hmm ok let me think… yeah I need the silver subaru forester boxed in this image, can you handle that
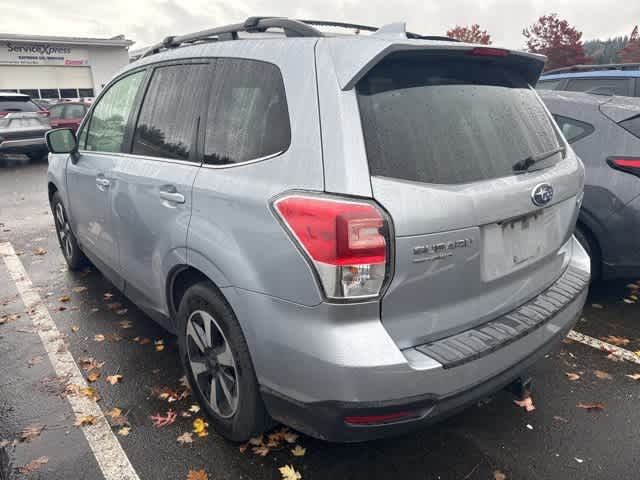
[46,17,590,442]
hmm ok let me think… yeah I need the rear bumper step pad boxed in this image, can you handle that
[414,266,590,368]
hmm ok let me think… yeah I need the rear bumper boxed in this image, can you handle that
[0,136,47,154]
[226,237,590,441]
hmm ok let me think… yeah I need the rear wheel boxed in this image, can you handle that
[51,192,88,270]
[177,282,271,441]
[575,225,600,280]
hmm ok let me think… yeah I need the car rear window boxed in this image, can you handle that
[0,99,40,113]
[357,56,562,185]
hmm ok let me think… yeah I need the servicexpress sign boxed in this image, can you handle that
[0,42,89,66]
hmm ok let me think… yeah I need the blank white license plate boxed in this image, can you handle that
[503,212,544,265]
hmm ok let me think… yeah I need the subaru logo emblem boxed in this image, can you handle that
[531,183,554,207]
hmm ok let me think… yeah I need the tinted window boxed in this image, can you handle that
[536,79,562,90]
[64,104,86,119]
[0,100,40,113]
[619,115,640,139]
[49,104,65,119]
[40,89,59,99]
[203,59,290,165]
[553,115,594,143]
[85,71,144,153]
[78,88,95,98]
[357,56,562,185]
[60,88,78,98]
[565,78,630,96]
[20,89,39,98]
[132,64,209,160]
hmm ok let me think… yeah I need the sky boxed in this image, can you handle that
[0,0,638,50]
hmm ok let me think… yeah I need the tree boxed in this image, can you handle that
[446,24,492,44]
[523,13,590,70]
[618,26,640,63]
[584,36,629,64]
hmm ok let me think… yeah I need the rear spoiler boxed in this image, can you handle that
[325,38,547,90]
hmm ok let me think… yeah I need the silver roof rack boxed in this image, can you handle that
[141,16,458,58]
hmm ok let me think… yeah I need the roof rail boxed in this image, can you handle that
[141,17,323,58]
[545,63,640,75]
[140,16,459,59]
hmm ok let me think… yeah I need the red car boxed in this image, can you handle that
[48,102,90,132]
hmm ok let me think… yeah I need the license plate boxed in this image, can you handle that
[502,212,544,265]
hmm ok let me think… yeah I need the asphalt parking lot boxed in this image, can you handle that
[1,158,640,480]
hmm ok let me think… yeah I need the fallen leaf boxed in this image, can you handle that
[79,357,103,372]
[279,464,302,480]
[79,386,101,402]
[186,470,209,480]
[74,414,97,427]
[193,418,209,437]
[591,303,603,309]
[606,353,621,362]
[177,432,194,444]
[624,299,635,304]
[106,302,122,311]
[33,248,47,256]
[577,402,605,412]
[19,424,44,443]
[291,445,306,457]
[117,426,131,436]
[553,416,569,423]
[59,295,71,303]
[71,325,80,332]
[565,372,581,381]
[116,309,129,316]
[239,443,249,453]
[253,445,270,456]
[626,373,640,380]
[151,410,177,428]
[106,408,123,420]
[72,286,88,293]
[106,374,123,385]
[593,370,613,380]
[18,456,48,473]
[513,396,536,412]
[138,337,151,345]
[602,335,630,347]
[494,471,507,480]
[284,431,299,444]
[155,339,165,352]
[635,351,640,357]
[188,404,201,413]
[119,320,133,329]
[248,435,263,446]
[94,334,105,342]
[87,371,100,383]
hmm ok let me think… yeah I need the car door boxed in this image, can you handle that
[109,62,209,319]
[67,70,146,287]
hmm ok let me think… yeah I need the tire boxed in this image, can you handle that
[177,281,271,442]
[575,225,600,280]
[51,191,88,271]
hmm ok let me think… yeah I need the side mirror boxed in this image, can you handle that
[46,128,78,155]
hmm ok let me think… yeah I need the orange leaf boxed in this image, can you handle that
[186,469,209,480]
[106,374,123,385]
[577,402,605,412]
[87,371,100,383]
[593,370,612,380]
[565,372,581,381]
[601,335,630,346]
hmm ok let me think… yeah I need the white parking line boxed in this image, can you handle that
[567,330,640,365]
[0,242,140,480]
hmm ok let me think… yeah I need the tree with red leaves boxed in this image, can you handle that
[523,13,590,70]
[618,26,640,63]
[446,24,492,45]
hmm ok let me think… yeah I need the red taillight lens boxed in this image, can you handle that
[344,411,415,426]
[469,47,509,57]
[607,157,640,178]
[0,112,7,118]
[274,195,389,300]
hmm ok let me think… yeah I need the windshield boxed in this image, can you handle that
[357,56,562,185]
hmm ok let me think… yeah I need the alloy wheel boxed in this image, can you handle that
[54,203,73,260]
[186,309,239,418]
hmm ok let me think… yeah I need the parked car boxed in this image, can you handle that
[538,63,640,97]
[540,90,640,279]
[46,17,590,442]
[48,102,90,132]
[0,92,50,161]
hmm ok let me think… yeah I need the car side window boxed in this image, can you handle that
[536,79,562,91]
[203,58,291,165]
[132,63,209,161]
[553,115,594,144]
[83,71,145,153]
[564,78,630,96]
[49,104,64,120]
[64,104,86,119]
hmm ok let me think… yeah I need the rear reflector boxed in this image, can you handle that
[607,157,640,178]
[469,47,509,57]
[344,411,415,426]
[273,194,389,300]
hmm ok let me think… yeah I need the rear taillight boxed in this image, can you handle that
[0,112,6,118]
[469,47,509,57]
[273,194,390,300]
[607,157,640,178]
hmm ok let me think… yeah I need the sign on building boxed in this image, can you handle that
[0,42,89,66]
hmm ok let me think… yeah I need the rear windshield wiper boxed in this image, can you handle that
[512,146,566,172]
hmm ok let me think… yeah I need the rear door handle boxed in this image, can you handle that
[159,187,185,204]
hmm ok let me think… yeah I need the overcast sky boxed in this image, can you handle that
[1,0,638,50]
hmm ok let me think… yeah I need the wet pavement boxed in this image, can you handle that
[1,159,640,480]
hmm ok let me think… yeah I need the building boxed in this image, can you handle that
[0,33,134,100]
